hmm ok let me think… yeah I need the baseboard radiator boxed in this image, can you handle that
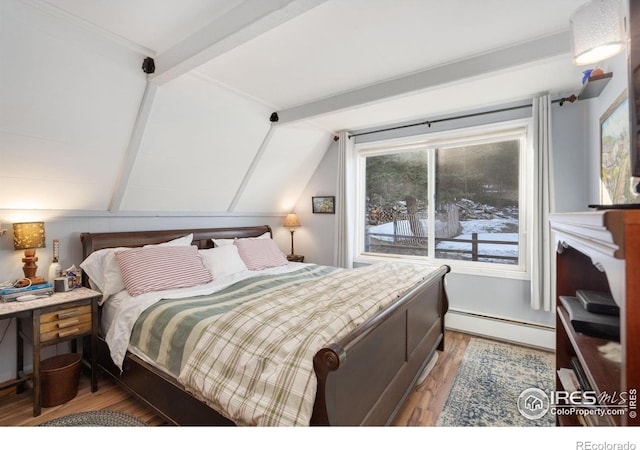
[445,309,555,351]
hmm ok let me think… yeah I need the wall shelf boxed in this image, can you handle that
[577,72,613,100]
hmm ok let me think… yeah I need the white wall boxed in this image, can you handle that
[583,52,631,204]
[0,0,332,215]
[288,140,339,265]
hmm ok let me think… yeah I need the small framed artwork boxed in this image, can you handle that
[600,91,633,205]
[312,196,335,214]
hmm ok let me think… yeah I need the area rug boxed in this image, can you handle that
[436,336,555,427]
[38,410,148,427]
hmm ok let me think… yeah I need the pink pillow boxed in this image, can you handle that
[234,238,288,271]
[116,246,212,296]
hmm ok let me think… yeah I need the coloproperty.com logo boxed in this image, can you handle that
[517,387,638,420]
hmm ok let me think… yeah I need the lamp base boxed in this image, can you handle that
[21,248,41,281]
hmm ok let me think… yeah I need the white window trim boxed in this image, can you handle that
[353,118,533,281]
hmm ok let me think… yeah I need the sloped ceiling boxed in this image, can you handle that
[0,0,592,214]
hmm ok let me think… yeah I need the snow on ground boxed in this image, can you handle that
[367,216,519,260]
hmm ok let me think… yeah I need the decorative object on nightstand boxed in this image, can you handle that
[13,221,46,283]
[286,254,304,263]
[47,239,62,283]
[283,213,301,256]
[569,0,624,65]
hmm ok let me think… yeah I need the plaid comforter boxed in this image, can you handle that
[129,264,338,377]
[177,262,432,426]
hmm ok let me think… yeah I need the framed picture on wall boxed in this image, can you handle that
[600,91,633,205]
[312,196,335,214]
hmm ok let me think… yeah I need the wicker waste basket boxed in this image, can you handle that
[40,353,82,407]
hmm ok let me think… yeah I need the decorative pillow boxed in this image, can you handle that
[116,246,212,296]
[80,234,194,304]
[198,246,248,278]
[234,238,288,271]
[212,232,270,247]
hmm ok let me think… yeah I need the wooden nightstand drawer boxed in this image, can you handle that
[40,320,92,342]
[40,305,93,343]
[40,305,91,324]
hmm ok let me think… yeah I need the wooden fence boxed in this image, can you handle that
[365,231,518,263]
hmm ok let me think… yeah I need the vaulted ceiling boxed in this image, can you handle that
[0,0,591,214]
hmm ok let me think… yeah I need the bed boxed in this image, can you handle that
[80,225,450,426]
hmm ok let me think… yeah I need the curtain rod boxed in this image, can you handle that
[348,95,572,139]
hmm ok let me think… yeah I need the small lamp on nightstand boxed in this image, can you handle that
[283,213,301,256]
[13,221,46,282]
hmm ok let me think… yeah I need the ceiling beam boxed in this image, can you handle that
[150,0,328,85]
[109,81,158,213]
[274,31,571,125]
[227,124,276,212]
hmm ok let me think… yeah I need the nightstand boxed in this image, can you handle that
[287,254,304,262]
[0,287,100,416]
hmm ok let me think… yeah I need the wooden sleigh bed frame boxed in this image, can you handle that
[80,225,450,426]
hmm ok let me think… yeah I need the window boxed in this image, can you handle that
[356,122,529,276]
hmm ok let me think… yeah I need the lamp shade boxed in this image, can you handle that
[13,222,46,250]
[284,213,301,228]
[570,0,625,65]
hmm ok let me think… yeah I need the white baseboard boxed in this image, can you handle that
[445,310,556,351]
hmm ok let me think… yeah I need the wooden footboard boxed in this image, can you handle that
[312,264,450,426]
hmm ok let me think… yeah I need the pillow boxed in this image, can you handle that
[198,246,248,278]
[80,234,194,303]
[80,246,128,296]
[234,238,288,271]
[212,232,270,247]
[144,233,193,248]
[116,246,212,296]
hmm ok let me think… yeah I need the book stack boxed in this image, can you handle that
[557,357,608,426]
[0,282,54,302]
[559,290,620,341]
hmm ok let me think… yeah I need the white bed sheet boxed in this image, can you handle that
[101,262,310,371]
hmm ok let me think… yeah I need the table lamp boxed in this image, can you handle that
[283,213,301,256]
[13,221,46,281]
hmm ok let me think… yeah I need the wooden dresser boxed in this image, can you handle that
[550,210,640,426]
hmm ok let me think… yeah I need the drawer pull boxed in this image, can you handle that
[58,318,80,328]
[57,310,81,319]
[58,328,80,338]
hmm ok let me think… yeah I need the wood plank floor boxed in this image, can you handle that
[0,331,471,427]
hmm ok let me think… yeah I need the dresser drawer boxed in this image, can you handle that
[39,305,92,343]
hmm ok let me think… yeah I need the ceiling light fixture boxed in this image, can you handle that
[570,0,625,65]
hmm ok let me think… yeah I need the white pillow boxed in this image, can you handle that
[198,246,248,278]
[144,233,193,248]
[80,247,128,296]
[212,232,270,247]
